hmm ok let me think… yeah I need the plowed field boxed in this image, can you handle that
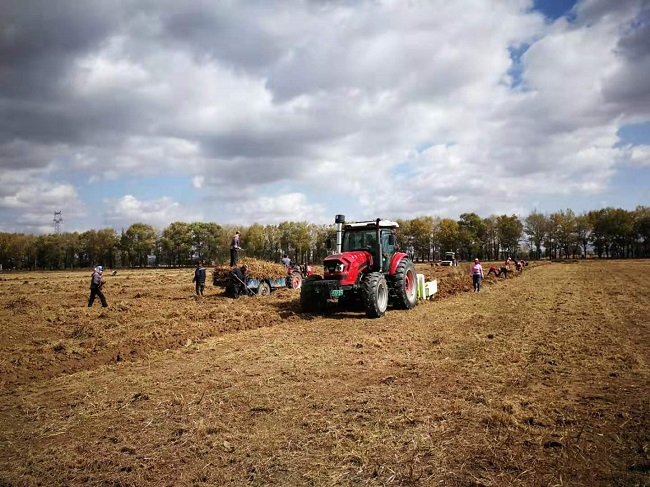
[0,260,648,486]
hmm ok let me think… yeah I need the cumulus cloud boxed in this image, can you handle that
[103,195,204,231]
[221,192,329,226]
[0,177,85,233]
[620,145,650,167]
[0,0,648,233]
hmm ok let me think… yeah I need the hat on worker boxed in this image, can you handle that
[474,258,479,262]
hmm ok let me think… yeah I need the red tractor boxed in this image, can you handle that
[286,263,314,289]
[300,215,418,318]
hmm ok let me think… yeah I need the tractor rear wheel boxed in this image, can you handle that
[289,271,302,289]
[391,258,418,309]
[300,275,326,312]
[362,272,388,318]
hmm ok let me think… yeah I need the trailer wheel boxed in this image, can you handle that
[289,271,302,289]
[257,281,271,296]
[391,258,418,309]
[300,275,326,312]
[362,272,388,318]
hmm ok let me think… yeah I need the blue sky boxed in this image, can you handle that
[0,0,648,234]
[535,0,578,19]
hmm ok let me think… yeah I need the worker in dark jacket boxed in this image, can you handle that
[230,231,241,266]
[230,264,248,298]
[192,260,207,295]
[88,266,108,307]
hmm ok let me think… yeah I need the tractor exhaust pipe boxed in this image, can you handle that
[335,214,345,253]
[376,218,382,272]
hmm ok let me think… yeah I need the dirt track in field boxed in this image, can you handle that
[0,261,648,486]
[0,262,514,390]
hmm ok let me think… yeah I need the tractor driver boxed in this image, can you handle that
[366,234,377,251]
[381,229,398,270]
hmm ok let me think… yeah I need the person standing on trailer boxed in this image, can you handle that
[230,231,241,266]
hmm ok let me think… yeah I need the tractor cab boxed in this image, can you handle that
[340,224,398,270]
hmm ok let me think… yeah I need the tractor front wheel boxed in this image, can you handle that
[362,272,388,318]
[391,258,418,309]
[300,275,326,313]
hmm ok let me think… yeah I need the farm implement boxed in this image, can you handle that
[440,251,457,266]
[214,258,314,297]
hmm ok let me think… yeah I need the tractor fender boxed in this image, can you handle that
[388,252,409,275]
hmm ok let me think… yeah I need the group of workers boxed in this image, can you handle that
[192,229,245,297]
[469,257,528,293]
[194,230,248,297]
[88,231,247,306]
[88,232,528,305]
[194,257,251,299]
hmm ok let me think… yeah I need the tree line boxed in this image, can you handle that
[0,206,647,270]
[400,206,649,262]
[0,221,331,270]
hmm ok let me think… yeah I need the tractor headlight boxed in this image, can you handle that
[324,262,346,274]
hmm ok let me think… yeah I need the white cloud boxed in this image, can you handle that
[71,136,203,176]
[72,37,150,96]
[620,145,650,167]
[0,177,85,233]
[103,195,203,230]
[0,0,648,233]
[224,192,328,225]
[192,176,204,189]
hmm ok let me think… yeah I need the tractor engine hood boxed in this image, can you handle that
[323,251,373,285]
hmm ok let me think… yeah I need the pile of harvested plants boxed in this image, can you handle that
[212,257,288,286]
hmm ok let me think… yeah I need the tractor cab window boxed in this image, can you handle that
[342,230,377,252]
[381,229,398,269]
[381,229,397,254]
